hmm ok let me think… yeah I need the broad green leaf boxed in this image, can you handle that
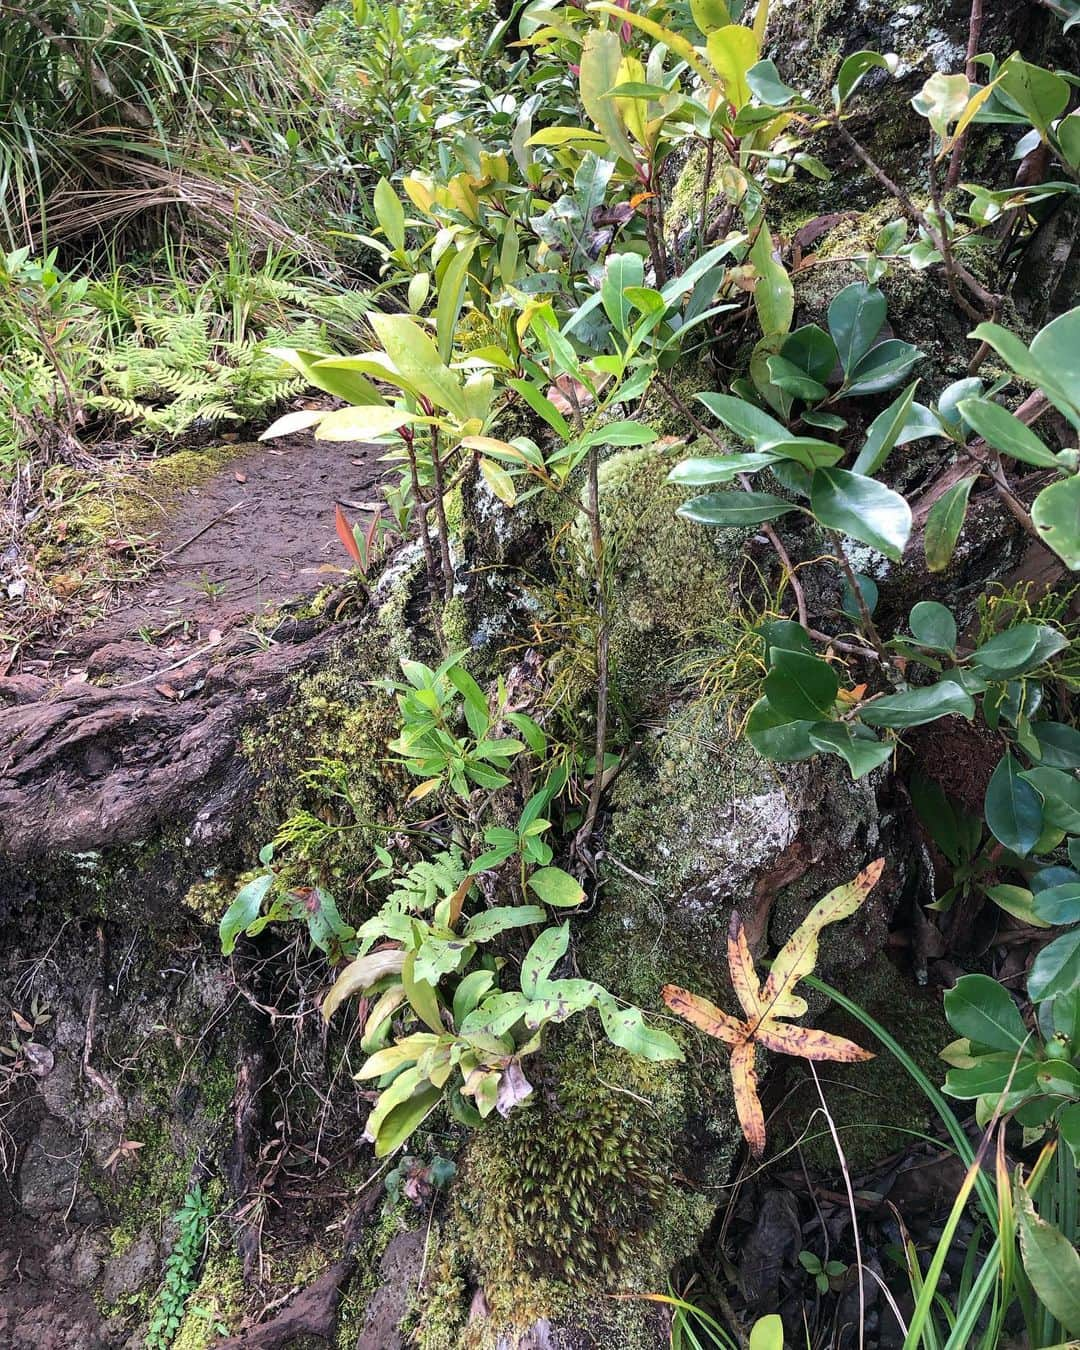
[764,356,828,403]
[833,50,897,109]
[909,601,957,652]
[1023,766,1080,834]
[1028,927,1080,1003]
[750,222,793,338]
[943,974,1029,1054]
[678,490,800,526]
[1031,883,1080,925]
[971,623,1067,678]
[525,126,609,147]
[984,885,1052,928]
[369,1082,443,1157]
[745,698,818,762]
[600,252,645,335]
[452,970,495,1027]
[957,397,1059,468]
[859,682,975,728]
[757,436,844,469]
[844,339,922,396]
[587,4,716,86]
[667,452,778,485]
[369,313,470,420]
[808,724,893,779]
[579,29,641,170]
[781,324,838,384]
[810,468,912,560]
[220,873,274,955]
[1061,1102,1080,1169]
[1015,1185,1080,1334]
[998,54,1070,135]
[596,996,683,1060]
[852,381,921,476]
[697,391,790,446]
[508,377,572,440]
[985,753,1044,857]
[373,177,406,252]
[259,409,327,440]
[479,457,517,506]
[1033,721,1080,769]
[747,59,798,107]
[828,282,886,377]
[1032,475,1080,569]
[322,948,408,1022]
[436,239,477,365]
[749,1316,785,1350]
[763,648,839,721]
[315,405,420,441]
[402,949,445,1033]
[706,24,759,112]
[527,866,586,907]
[1059,110,1080,168]
[925,475,976,572]
[690,0,733,35]
[943,1054,1040,1099]
[269,347,386,407]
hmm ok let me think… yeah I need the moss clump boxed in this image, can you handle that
[418,1029,718,1349]
[581,447,745,713]
[172,1244,245,1349]
[779,954,951,1172]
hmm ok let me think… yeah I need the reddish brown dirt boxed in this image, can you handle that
[24,434,382,682]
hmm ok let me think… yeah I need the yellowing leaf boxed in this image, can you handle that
[730,1040,766,1157]
[407,777,443,802]
[759,857,884,1021]
[753,1022,874,1062]
[322,948,406,1022]
[661,986,746,1046]
[728,911,765,1019]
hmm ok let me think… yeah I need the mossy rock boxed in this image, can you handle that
[415,1026,724,1350]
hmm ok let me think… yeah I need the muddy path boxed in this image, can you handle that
[21,434,383,683]
[0,434,384,859]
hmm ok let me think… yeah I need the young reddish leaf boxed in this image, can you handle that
[759,857,884,1021]
[335,504,363,565]
[728,910,765,1020]
[730,1040,766,1158]
[661,985,746,1046]
[753,1022,875,1062]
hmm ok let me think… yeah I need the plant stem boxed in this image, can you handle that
[576,443,609,852]
[946,0,984,189]
[698,138,716,251]
[829,115,999,319]
[404,431,439,598]
[829,532,886,657]
[428,424,455,602]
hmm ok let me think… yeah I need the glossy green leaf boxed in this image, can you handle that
[997,54,1070,135]
[763,648,839,721]
[370,1082,443,1158]
[369,312,470,420]
[746,58,798,106]
[1032,475,1080,569]
[373,177,406,253]
[758,435,844,469]
[579,29,640,170]
[270,347,386,407]
[957,397,1059,468]
[971,623,1067,679]
[706,24,759,112]
[220,873,273,955]
[750,221,793,337]
[943,1054,1040,1099]
[527,866,586,907]
[678,490,800,526]
[844,339,922,396]
[520,923,569,997]
[808,724,893,778]
[810,468,912,560]
[833,50,896,109]
[781,324,838,384]
[668,453,778,485]
[596,996,683,1061]
[1033,721,1080,769]
[828,281,886,376]
[1031,882,1080,925]
[859,681,975,728]
[764,355,828,403]
[1028,927,1080,1003]
[1022,766,1080,834]
[745,700,818,762]
[689,0,732,34]
[909,600,957,652]
[924,475,977,572]
[852,381,920,476]
[943,974,1029,1054]
[1016,1185,1080,1334]
[463,905,547,941]
[697,391,789,447]
[985,753,1044,857]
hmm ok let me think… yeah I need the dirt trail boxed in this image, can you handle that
[24,435,382,683]
[0,436,384,859]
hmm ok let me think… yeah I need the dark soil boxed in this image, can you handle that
[23,433,383,682]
